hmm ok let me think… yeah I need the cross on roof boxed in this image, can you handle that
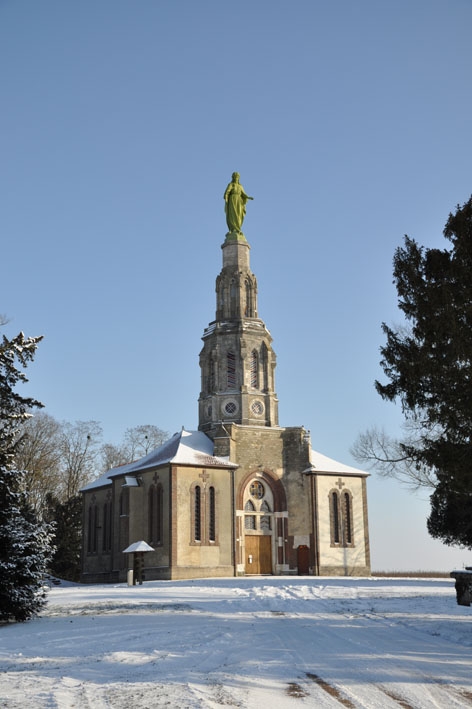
[336,478,345,490]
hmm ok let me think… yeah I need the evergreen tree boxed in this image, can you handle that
[0,469,53,621]
[0,330,54,622]
[46,494,82,582]
[375,196,472,548]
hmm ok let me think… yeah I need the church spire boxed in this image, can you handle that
[198,175,278,436]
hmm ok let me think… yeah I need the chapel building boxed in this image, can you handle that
[81,218,371,581]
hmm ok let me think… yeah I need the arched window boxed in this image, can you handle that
[148,487,154,541]
[208,358,215,393]
[87,504,99,554]
[329,489,354,547]
[194,485,201,542]
[157,485,163,543]
[331,491,341,545]
[216,275,224,317]
[191,480,219,545]
[245,279,253,317]
[261,343,269,391]
[102,499,112,553]
[230,279,238,317]
[119,488,129,517]
[148,484,163,545]
[250,350,259,388]
[260,515,271,531]
[209,486,216,542]
[244,499,256,530]
[260,500,271,531]
[343,492,353,545]
[227,351,236,389]
[243,483,274,533]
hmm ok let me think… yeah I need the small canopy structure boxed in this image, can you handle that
[122,541,154,585]
[122,541,154,554]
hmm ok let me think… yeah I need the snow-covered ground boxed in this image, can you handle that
[1,576,472,708]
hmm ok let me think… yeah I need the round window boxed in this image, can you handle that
[250,481,264,499]
[251,400,264,416]
[224,401,237,415]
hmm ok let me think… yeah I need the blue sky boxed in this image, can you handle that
[2,0,472,571]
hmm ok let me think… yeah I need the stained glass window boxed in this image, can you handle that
[250,481,264,499]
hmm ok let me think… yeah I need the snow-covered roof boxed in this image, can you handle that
[81,431,367,493]
[81,429,237,492]
[122,541,155,554]
[119,429,238,474]
[81,469,114,491]
[304,448,368,477]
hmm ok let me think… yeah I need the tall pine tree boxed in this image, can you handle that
[0,330,54,622]
[375,196,472,548]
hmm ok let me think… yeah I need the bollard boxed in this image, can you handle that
[127,569,134,587]
[450,569,472,606]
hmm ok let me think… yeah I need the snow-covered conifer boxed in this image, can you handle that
[0,330,54,622]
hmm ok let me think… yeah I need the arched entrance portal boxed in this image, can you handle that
[236,471,288,575]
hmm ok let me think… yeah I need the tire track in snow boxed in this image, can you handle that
[244,597,472,709]
[377,681,472,709]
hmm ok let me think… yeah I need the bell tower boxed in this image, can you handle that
[198,233,279,437]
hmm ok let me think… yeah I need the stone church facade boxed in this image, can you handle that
[81,230,371,582]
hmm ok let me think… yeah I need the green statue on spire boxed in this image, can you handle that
[224,172,254,235]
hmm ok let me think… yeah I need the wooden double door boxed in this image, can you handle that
[245,535,272,574]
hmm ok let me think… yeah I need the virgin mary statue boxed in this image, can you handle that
[224,172,253,234]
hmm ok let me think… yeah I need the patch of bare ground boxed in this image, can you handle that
[458,689,472,705]
[286,682,308,698]
[305,673,356,708]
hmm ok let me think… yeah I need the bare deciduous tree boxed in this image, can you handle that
[99,425,170,473]
[100,442,128,472]
[122,424,169,460]
[14,411,62,512]
[59,420,103,500]
[351,422,439,491]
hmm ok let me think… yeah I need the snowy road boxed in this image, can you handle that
[1,577,472,708]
